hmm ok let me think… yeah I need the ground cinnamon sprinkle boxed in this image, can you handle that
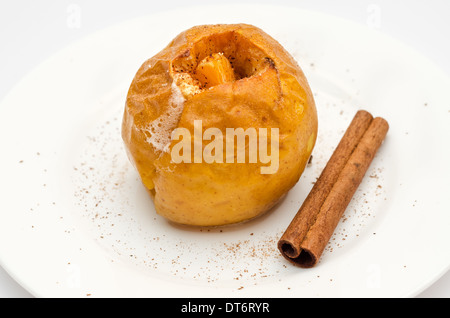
[71,102,388,288]
[72,110,290,284]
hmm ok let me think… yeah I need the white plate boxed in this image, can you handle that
[1,4,449,298]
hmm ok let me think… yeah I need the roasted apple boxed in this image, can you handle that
[122,24,317,226]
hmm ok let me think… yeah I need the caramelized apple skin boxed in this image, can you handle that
[122,24,318,226]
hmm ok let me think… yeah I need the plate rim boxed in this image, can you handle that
[1,3,450,298]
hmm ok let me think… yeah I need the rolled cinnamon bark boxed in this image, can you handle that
[278,111,389,268]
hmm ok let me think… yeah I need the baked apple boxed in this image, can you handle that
[122,24,317,226]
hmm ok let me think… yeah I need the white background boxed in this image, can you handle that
[0,0,449,298]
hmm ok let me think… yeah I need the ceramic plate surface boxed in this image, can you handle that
[1,4,449,297]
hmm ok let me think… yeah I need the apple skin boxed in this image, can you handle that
[122,24,317,226]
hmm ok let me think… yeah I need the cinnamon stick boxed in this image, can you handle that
[278,110,389,268]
